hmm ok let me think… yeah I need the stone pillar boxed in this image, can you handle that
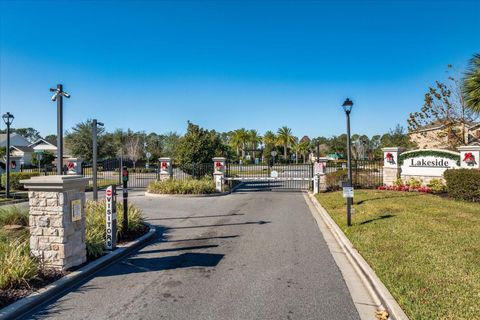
[458,146,480,169]
[212,157,226,192]
[20,175,89,270]
[66,157,83,175]
[159,157,173,181]
[382,147,405,186]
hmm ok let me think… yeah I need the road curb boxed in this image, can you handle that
[306,192,409,320]
[0,224,157,320]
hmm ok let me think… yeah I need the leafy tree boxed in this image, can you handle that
[380,125,416,150]
[408,66,475,149]
[65,120,115,162]
[159,132,180,158]
[44,134,57,145]
[463,53,480,113]
[0,127,41,143]
[175,122,226,167]
[31,151,55,167]
[277,126,295,161]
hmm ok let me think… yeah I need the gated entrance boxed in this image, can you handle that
[225,163,314,191]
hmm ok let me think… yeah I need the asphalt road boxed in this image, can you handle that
[24,191,359,320]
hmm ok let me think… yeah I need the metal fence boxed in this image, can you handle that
[325,159,383,189]
[225,163,313,191]
[172,162,213,180]
[20,167,58,176]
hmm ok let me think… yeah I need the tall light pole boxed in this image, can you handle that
[2,112,14,198]
[50,84,70,175]
[342,98,354,227]
[92,119,104,201]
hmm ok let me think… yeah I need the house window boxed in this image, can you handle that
[476,130,480,139]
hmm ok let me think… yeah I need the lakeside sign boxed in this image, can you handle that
[399,150,460,178]
[105,186,117,250]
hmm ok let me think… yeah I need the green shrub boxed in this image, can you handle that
[148,178,216,195]
[444,169,480,202]
[85,200,145,259]
[427,179,446,193]
[0,240,38,289]
[0,206,29,227]
[393,177,403,187]
[326,169,348,191]
[1,172,39,190]
[405,177,422,188]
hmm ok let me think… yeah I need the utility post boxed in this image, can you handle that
[122,166,129,233]
[2,112,14,198]
[92,119,104,201]
[50,84,70,175]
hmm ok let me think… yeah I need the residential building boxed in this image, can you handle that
[409,121,480,149]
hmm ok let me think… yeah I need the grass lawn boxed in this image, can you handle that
[315,190,480,320]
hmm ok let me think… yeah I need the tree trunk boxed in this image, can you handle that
[284,144,287,162]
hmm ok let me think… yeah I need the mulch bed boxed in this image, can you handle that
[0,269,66,309]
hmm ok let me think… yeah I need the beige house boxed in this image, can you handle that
[409,121,480,149]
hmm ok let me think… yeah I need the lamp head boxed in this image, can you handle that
[342,98,354,113]
[2,112,14,125]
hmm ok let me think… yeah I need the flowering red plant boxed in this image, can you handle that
[463,152,475,163]
[377,185,432,193]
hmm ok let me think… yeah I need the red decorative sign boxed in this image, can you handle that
[463,152,475,164]
[385,152,394,163]
[161,161,168,170]
[106,188,113,197]
[67,161,75,169]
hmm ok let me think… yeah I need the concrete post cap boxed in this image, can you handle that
[20,175,89,192]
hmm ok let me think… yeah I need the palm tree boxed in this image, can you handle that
[298,140,310,163]
[277,126,295,162]
[291,137,300,164]
[230,130,242,157]
[463,53,480,113]
[248,129,262,159]
[263,130,277,147]
[235,128,250,159]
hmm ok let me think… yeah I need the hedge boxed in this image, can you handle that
[1,172,39,190]
[444,169,480,202]
[148,178,216,195]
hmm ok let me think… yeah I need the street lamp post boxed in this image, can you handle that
[342,98,354,227]
[92,119,104,201]
[2,112,14,198]
[50,84,70,175]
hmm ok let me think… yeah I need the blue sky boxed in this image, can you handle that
[0,0,479,138]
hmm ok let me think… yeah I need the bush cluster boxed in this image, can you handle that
[326,169,348,191]
[1,172,39,190]
[444,169,480,202]
[148,178,216,195]
[85,200,145,259]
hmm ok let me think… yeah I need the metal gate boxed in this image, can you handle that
[225,163,313,191]
[82,158,160,189]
